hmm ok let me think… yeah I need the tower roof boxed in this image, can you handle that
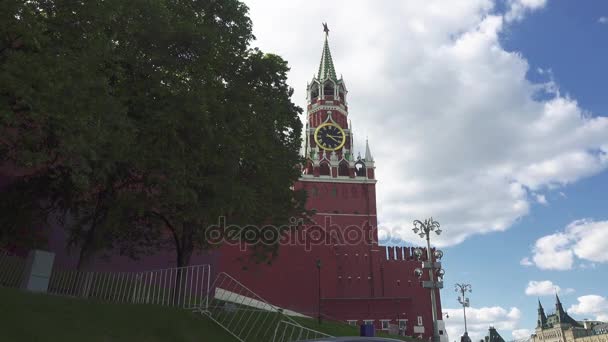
[317,23,338,81]
[365,139,374,162]
[556,293,562,305]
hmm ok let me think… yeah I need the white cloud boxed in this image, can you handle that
[525,280,574,296]
[444,306,522,342]
[526,219,608,270]
[599,17,608,24]
[569,295,608,321]
[513,328,533,340]
[520,257,534,266]
[532,232,575,270]
[535,194,548,205]
[505,0,548,22]
[245,0,608,247]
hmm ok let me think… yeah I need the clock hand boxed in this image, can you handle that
[327,135,340,143]
[327,135,342,140]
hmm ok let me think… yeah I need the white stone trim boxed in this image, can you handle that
[299,175,377,184]
[312,212,377,217]
[308,104,348,117]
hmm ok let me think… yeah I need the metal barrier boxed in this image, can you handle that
[202,272,332,342]
[48,264,211,309]
[273,320,333,342]
[2,252,333,342]
[0,251,25,288]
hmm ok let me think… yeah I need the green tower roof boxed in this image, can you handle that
[317,26,338,81]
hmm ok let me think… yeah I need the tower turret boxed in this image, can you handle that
[537,299,547,328]
[302,23,377,180]
[555,294,565,323]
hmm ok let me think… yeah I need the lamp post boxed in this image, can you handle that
[316,259,322,324]
[413,218,445,342]
[455,283,472,341]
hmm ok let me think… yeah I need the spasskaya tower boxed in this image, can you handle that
[220,24,444,339]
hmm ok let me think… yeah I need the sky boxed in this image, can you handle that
[242,0,608,340]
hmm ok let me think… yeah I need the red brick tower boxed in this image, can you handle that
[218,26,445,339]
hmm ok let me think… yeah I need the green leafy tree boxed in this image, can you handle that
[0,0,306,268]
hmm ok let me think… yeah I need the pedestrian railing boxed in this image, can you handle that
[0,251,25,288]
[202,272,331,342]
[2,250,333,342]
[48,264,211,309]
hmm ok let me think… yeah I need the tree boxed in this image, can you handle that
[0,0,306,268]
[0,0,143,261]
[141,49,307,268]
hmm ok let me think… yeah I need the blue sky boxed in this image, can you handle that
[443,1,608,339]
[244,0,608,340]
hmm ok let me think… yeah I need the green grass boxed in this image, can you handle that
[0,286,418,342]
[0,286,237,342]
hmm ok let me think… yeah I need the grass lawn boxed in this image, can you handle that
[0,286,417,342]
[0,287,237,342]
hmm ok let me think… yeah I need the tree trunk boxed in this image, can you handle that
[173,223,194,306]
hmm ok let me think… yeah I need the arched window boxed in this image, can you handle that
[338,160,349,176]
[304,160,314,175]
[319,162,331,176]
[355,160,366,177]
[323,81,334,98]
[310,83,319,102]
[339,86,345,102]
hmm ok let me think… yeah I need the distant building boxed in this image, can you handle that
[484,327,506,342]
[532,295,608,342]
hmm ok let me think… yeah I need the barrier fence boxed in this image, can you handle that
[0,251,25,288]
[0,251,330,342]
[202,272,331,342]
[47,264,211,309]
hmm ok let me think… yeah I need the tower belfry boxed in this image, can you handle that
[303,25,375,180]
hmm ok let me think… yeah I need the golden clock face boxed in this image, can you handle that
[314,123,346,151]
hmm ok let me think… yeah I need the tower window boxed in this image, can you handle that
[355,161,366,177]
[319,162,330,176]
[304,160,314,175]
[310,83,319,101]
[323,81,334,98]
[338,160,349,176]
[339,86,345,102]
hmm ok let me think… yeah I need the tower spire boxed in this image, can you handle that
[318,23,337,80]
[537,299,547,328]
[365,138,374,162]
[555,292,565,322]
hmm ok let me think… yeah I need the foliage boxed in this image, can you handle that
[0,286,237,342]
[0,0,305,268]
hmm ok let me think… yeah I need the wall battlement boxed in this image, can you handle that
[381,246,436,262]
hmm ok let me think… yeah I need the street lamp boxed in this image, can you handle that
[455,283,472,342]
[413,218,444,342]
[316,259,322,324]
